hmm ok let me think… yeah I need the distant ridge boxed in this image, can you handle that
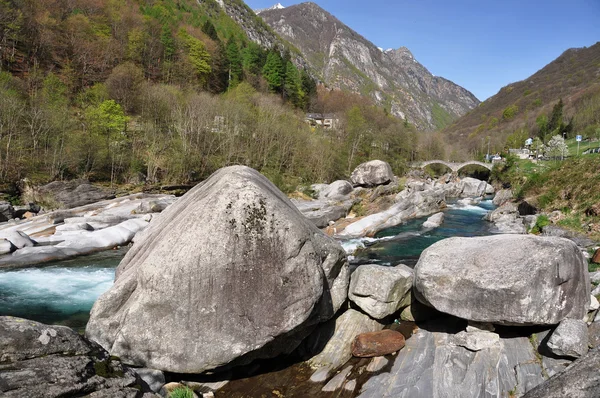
[258,2,479,130]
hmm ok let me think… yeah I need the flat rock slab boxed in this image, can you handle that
[358,325,545,398]
[414,235,590,325]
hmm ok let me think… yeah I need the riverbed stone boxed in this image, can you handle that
[358,321,544,398]
[459,177,487,197]
[493,189,513,206]
[0,316,143,397]
[308,309,382,373]
[320,180,353,200]
[1,230,36,249]
[414,235,590,325]
[422,212,444,229]
[350,160,394,187]
[523,347,600,398]
[348,264,413,319]
[351,329,406,357]
[547,319,589,358]
[0,238,15,255]
[86,166,349,374]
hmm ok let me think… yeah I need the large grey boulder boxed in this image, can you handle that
[348,264,413,319]
[86,166,349,374]
[350,160,394,187]
[0,316,143,397]
[546,319,589,358]
[458,177,487,197]
[493,189,513,206]
[422,212,444,229]
[523,347,600,398]
[292,198,354,228]
[414,235,590,325]
[320,180,353,200]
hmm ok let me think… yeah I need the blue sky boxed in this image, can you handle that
[246,0,600,101]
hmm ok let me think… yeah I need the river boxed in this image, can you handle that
[0,198,496,332]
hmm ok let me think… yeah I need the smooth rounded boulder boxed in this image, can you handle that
[85,166,349,373]
[414,235,590,325]
[350,160,394,187]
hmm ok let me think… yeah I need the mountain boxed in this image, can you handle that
[442,42,600,154]
[257,2,479,130]
[255,3,286,14]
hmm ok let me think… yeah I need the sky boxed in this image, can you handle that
[246,0,600,101]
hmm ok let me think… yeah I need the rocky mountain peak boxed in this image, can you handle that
[255,2,286,14]
[258,2,479,130]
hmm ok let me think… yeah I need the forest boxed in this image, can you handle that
[0,0,432,192]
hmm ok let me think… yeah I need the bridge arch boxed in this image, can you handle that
[412,160,493,173]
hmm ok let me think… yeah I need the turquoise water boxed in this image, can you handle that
[0,199,495,328]
[343,199,496,267]
[0,248,126,329]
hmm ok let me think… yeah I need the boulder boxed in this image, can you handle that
[542,225,596,248]
[485,183,495,195]
[422,212,444,229]
[492,189,513,206]
[293,198,354,228]
[348,264,413,319]
[320,180,353,200]
[458,177,487,198]
[25,179,115,209]
[0,238,15,255]
[1,230,36,249]
[0,316,143,397]
[308,309,382,374]
[351,329,406,358]
[486,203,526,234]
[414,235,590,325]
[547,319,589,358]
[86,166,349,373]
[0,201,15,221]
[451,330,501,352]
[523,347,600,398]
[350,160,394,187]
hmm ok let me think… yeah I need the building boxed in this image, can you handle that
[305,113,338,129]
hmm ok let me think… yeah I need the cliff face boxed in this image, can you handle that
[258,2,479,130]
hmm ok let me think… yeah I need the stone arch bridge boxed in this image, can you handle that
[411,160,493,173]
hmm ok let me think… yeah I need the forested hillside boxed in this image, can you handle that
[0,0,422,190]
[443,42,600,157]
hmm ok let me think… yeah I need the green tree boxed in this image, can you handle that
[547,98,564,134]
[536,114,548,141]
[262,51,284,92]
[201,19,219,41]
[242,42,264,76]
[226,39,243,87]
[160,25,176,60]
[283,61,304,107]
[179,31,212,85]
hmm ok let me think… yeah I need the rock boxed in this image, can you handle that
[322,365,353,392]
[351,329,406,357]
[0,316,143,397]
[547,319,589,358]
[320,180,353,200]
[518,201,537,216]
[0,201,15,221]
[293,198,354,228]
[422,212,444,228]
[523,214,539,230]
[86,166,349,374]
[55,222,94,232]
[593,284,600,297]
[308,309,382,372]
[589,322,600,349]
[522,347,600,398]
[348,264,413,319]
[458,177,487,197]
[543,225,596,248]
[414,235,590,325]
[344,379,357,392]
[486,202,527,234]
[590,295,600,311]
[493,189,513,206]
[452,330,501,351]
[399,298,441,323]
[592,249,600,264]
[134,368,165,393]
[358,321,545,398]
[25,179,116,209]
[1,230,36,249]
[0,238,16,255]
[350,160,394,187]
[341,187,446,237]
[485,183,495,195]
[366,356,389,372]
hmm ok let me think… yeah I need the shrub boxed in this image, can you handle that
[530,214,550,234]
[169,387,195,398]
